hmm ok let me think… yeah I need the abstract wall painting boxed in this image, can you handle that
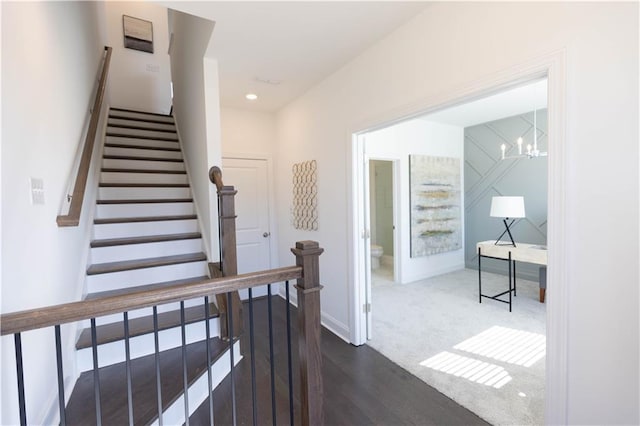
[123,15,154,54]
[409,155,462,257]
[292,160,318,231]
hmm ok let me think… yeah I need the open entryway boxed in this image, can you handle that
[352,76,552,426]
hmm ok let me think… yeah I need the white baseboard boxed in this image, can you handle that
[277,289,350,343]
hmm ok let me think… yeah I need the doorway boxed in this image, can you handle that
[221,157,272,298]
[369,159,395,281]
[353,77,551,426]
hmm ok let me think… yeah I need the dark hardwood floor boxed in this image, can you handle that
[191,293,489,425]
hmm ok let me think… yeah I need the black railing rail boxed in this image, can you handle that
[1,241,324,426]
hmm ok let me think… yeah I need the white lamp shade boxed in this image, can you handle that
[490,196,525,218]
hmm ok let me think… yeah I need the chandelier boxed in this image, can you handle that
[501,107,547,159]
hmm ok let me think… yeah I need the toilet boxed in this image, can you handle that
[371,244,384,270]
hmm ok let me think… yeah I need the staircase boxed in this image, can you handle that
[67,107,233,424]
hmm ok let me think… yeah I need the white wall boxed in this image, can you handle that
[104,1,172,114]
[168,10,219,260]
[276,2,638,424]
[220,107,277,158]
[1,2,107,423]
[366,119,464,284]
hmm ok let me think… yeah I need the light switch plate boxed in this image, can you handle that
[30,178,44,205]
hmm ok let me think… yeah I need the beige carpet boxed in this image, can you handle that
[367,267,546,426]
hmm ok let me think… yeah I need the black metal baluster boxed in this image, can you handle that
[227,292,237,426]
[153,306,163,426]
[14,333,27,426]
[123,312,134,426]
[181,301,190,425]
[90,318,102,426]
[54,325,67,426]
[204,296,215,426]
[267,284,277,426]
[248,288,258,426]
[285,281,294,425]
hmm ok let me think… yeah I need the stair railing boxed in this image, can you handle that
[1,241,324,426]
[209,166,244,339]
[57,46,113,227]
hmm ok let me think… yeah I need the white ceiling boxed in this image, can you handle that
[422,79,548,128]
[163,1,430,112]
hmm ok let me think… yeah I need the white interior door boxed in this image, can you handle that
[222,157,271,298]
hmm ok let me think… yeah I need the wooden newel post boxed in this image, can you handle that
[209,166,243,340]
[291,240,324,426]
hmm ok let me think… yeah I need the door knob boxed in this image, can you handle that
[263,232,270,238]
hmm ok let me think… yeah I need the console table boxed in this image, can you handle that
[476,240,547,312]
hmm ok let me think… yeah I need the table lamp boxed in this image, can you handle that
[490,196,525,246]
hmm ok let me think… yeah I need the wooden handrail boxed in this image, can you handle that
[0,265,301,336]
[209,165,224,192]
[57,46,113,227]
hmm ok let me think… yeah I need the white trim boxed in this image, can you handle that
[347,49,568,424]
[172,112,212,259]
[279,291,350,343]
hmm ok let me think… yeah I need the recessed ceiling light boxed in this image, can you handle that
[245,93,258,101]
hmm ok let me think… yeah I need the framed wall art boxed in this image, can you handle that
[123,15,154,53]
[409,154,462,257]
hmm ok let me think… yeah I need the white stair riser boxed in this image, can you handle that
[91,238,203,264]
[106,136,180,150]
[108,118,176,132]
[98,187,191,200]
[76,318,220,371]
[93,219,198,239]
[86,261,209,293]
[85,298,208,327]
[102,158,185,171]
[95,202,194,219]
[107,127,177,140]
[110,111,174,124]
[154,342,241,426]
[100,172,187,185]
[104,146,182,160]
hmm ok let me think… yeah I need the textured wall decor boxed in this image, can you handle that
[410,155,462,257]
[292,160,318,231]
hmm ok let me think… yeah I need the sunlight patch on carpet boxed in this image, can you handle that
[454,325,546,367]
[420,351,512,389]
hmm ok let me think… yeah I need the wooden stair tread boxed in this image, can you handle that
[106,124,177,134]
[103,155,184,163]
[96,198,193,205]
[104,143,181,152]
[91,232,202,247]
[99,183,189,188]
[110,107,173,118]
[94,214,197,225]
[108,114,175,125]
[101,168,186,174]
[106,132,178,142]
[65,338,228,426]
[85,275,210,300]
[76,303,219,349]
[87,252,207,275]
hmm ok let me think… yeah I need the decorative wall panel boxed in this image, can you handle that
[410,155,462,257]
[292,160,318,231]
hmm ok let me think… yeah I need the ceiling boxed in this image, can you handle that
[162,1,430,112]
[422,79,548,128]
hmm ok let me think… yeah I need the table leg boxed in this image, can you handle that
[513,259,517,297]
[540,288,546,303]
[508,251,512,312]
[478,247,482,304]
